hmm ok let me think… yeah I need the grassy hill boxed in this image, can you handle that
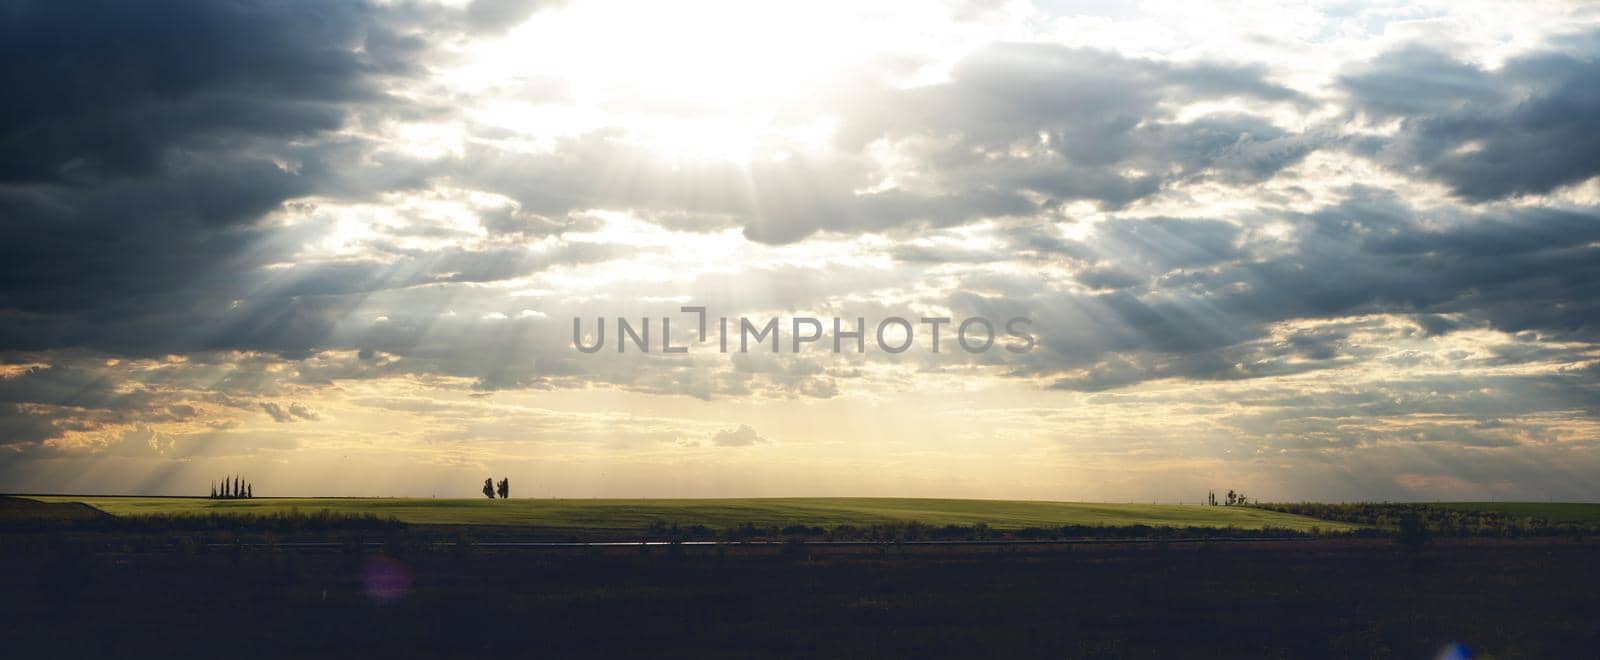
[0,496,111,522]
[23,496,1354,532]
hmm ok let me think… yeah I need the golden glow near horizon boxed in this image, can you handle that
[3,1,1599,502]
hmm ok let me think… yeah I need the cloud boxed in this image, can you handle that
[0,2,1597,500]
[711,424,767,447]
[1341,35,1600,199]
[934,186,1600,391]
[462,0,557,35]
[0,1,428,185]
[441,41,1314,245]
[0,0,441,357]
[287,403,320,421]
[259,402,293,423]
[256,401,317,423]
[753,43,1311,242]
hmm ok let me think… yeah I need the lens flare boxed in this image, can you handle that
[362,556,413,603]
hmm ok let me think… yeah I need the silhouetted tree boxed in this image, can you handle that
[497,478,509,499]
[213,476,258,499]
[1226,490,1237,506]
[482,478,496,499]
[1398,512,1430,548]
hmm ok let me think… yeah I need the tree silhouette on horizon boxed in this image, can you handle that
[209,475,255,499]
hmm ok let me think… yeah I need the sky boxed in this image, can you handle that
[1,0,1598,501]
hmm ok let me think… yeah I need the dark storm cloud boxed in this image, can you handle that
[0,0,608,366]
[947,189,1600,391]
[0,159,300,314]
[0,1,1596,412]
[2,24,1322,364]
[0,404,63,445]
[1243,194,1600,337]
[0,1,421,184]
[0,0,441,356]
[0,364,156,412]
[0,361,181,445]
[1341,34,1600,199]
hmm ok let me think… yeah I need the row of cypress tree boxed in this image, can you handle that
[210,476,253,499]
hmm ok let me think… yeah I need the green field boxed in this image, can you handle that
[25,496,1355,532]
[1429,502,1600,523]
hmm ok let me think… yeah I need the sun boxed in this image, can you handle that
[441,0,884,165]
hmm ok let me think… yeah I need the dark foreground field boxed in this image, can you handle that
[3,534,1597,659]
